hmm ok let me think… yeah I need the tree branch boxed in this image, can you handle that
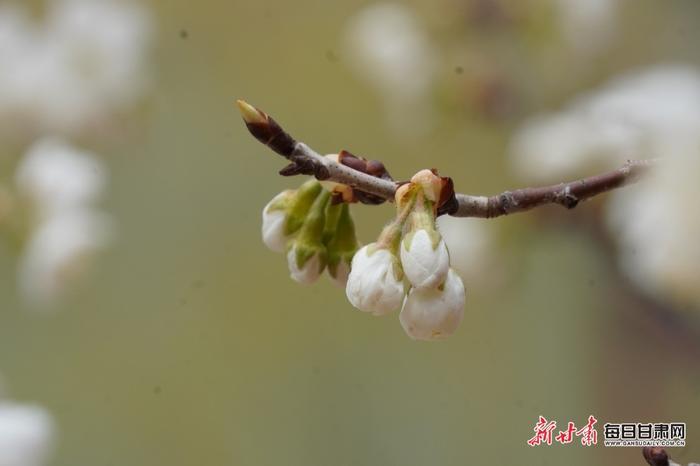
[287,142,397,200]
[454,158,655,218]
[237,100,655,218]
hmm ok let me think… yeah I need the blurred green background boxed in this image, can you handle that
[1,0,699,465]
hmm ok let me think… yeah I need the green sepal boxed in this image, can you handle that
[284,179,323,235]
[291,241,328,272]
[291,189,331,270]
[326,204,359,278]
[322,202,343,245]
[327,252,351,278]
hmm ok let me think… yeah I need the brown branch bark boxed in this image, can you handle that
[237,100,655,218]
[454,158,655,218]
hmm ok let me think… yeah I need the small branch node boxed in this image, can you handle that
[558,186,580,209]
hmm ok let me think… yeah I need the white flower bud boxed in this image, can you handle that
[346,244,405,316]
[400,229,449,289]
[400,269,465,341]
[284,188,330,284]
[287,245,325,284]
[261,190,294,253]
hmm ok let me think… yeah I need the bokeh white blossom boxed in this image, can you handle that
[16,137,113,307]
[607,150,700,310]
[0,0,153,307]
[0,389,54,466]
[510,64,700,310]
[343,2,438,137]
[341,0,624,134]
[553,0,619,54]
[0,0,152,139]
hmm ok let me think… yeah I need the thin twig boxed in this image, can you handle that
[236,100,656,218]
[454,158,655,218]
[291,142,397,200]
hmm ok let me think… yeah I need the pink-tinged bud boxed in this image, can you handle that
[400,269,465,341]
[345,244,405,316]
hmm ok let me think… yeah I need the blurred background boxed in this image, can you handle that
[1,0,699,465]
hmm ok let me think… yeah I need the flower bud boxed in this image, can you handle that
[236,99,268,125]
[287,243,326,284]
[346,244,405,316]
[325,204,360,287]
[399,269,465,341]
[394,183,416,209]
[284,179,323,234]
[286,190,330,284]
[400,229,449,289]
[410,169,442,203]
[400,196,450,289]
[261,190,296,253]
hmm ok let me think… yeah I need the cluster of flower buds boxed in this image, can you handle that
[345,169,466,341]
[261,178,360,286]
